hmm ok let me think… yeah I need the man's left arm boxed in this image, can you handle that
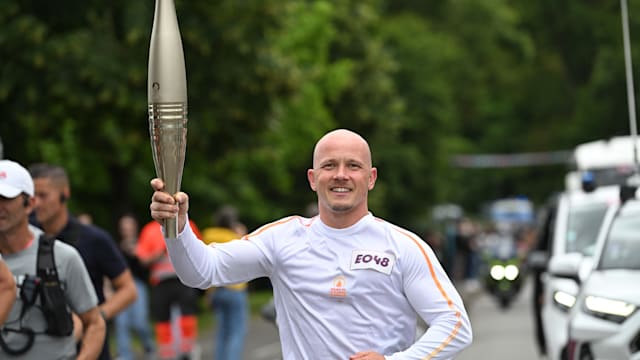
[95,229,137,319]
[100,269,137,320]
[76,306,106,360]
[61,243,106,360]
[388,239,473,359]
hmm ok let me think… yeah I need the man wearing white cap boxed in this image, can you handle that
[0,138,16,326]
[0,159,105,360]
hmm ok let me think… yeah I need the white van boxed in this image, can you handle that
[569,136,640,187]
[530,136,639,359]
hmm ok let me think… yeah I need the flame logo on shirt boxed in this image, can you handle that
[329,275,347,298]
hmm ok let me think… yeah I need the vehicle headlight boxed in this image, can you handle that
[490,265,505,280]
[504,264,519,281]
[553,291,576,311]
[583,295,637,324]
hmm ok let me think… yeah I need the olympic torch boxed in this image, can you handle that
[148,0,187,238]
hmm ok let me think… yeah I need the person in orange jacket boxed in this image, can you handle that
[136,219,202,360]
[201,205,248,360]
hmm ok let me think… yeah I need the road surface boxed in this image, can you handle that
[457,278,541,360]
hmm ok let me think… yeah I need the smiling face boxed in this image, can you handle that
[307,129,377,228]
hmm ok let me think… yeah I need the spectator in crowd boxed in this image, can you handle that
[136,219,202,360]
[29,163,137,360]
[454,217,480,291]
[114,213,155,360]
[0,159,105,359]
[423,229,445,263]
[202,205,248,360]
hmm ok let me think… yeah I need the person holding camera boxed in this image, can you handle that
[0,159,105,360]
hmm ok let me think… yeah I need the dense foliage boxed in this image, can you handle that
[1,0,637,235]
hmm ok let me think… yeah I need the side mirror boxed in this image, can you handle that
[527,250,548,272]
[620,184,638,203]
[548,253,584,283]
[621,174,640,202]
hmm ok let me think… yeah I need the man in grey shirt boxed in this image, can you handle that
[0,159,105,360]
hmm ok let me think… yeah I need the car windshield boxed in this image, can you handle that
[591,167,635,187]
[599,203,640,270]
[566,202,609,255]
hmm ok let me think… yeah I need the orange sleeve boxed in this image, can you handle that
[189,219,203,239]
[136,221,166,261]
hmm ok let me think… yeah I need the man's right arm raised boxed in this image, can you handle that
[165,219,269,289]
[150,178,269,289]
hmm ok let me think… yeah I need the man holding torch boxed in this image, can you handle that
[149,129,473,359]
[146,1,472,359]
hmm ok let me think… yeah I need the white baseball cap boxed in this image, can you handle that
[0,160,34,198]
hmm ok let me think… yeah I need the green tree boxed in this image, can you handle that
[3,0,640,234]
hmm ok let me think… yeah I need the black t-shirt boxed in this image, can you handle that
[31,214,128,360]
[122,249,149,283]
[56,217,128,303]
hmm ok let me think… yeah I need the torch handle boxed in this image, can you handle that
[149,102,187,239]
[163,217,179,240]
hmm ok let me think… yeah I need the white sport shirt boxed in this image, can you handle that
[166,213,472,359]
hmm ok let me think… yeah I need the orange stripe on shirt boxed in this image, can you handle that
[244,216,315,241]
[425,314,463,360]
[390,223,464,359]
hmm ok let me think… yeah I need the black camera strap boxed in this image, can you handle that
[36,234,73,337]
[36,234,56,282]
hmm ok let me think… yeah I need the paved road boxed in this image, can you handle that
[241,319,282,360]
[194,277,542,360]
[195,309,282,360]
[457,277,541,360]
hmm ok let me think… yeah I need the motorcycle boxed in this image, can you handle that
[481,234,524,309]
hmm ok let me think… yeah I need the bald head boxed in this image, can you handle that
[312,129,372,168]
[308,129,377,228]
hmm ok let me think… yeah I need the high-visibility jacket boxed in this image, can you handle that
[136,220,202,285]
